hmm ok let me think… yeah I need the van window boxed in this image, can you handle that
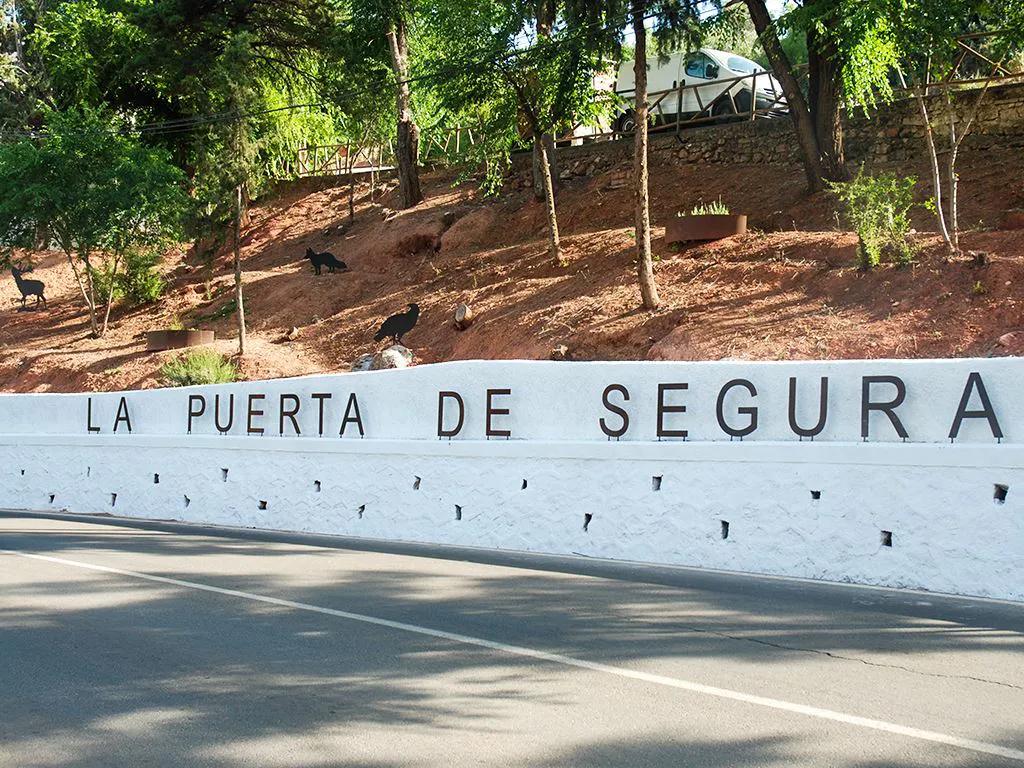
[685,53,717,80]
[727,55,762,75]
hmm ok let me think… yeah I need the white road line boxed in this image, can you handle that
[5,547,1024,764]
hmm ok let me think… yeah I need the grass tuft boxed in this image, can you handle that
[160,348,238,387]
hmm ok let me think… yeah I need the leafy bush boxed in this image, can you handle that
[120,251,166,305]
[830,169,917,269]
[160,349,237,387]
[91,251,166,308]
[683,198,731,216]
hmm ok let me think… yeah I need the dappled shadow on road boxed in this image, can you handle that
[1,516,1023,767]
[537,735,799,768]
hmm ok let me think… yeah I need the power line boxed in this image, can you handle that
[1,2,728,141]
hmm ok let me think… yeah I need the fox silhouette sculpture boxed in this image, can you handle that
[10,266,46,310]
[373,303,419,345]
[305,247,348,275]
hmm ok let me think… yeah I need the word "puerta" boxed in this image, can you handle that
[84,370,1004,442]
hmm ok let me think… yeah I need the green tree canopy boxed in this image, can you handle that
[0,106,187,335]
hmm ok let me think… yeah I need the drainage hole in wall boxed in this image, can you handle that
[521,479,528,490]
[357,504,365,519]
[153,473,160,484]
[258,500,268,511]
[810,490,821,500]
[183,495,191,509]
[20,469,25,476]
[110,493,117,507]
[48,494,55,504]
[314,480,322,493]
[583,512,593,532]
[455,504,462,521]
[994,484,1009,504]
[413,476,421,490]
[221,468,229,482]
[880,530,893,547]
[720,520,730,540]
[652,475,663,491]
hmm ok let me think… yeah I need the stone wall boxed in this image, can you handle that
[513,82,1024,181]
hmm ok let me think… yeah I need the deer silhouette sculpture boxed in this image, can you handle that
[10,266,47,310]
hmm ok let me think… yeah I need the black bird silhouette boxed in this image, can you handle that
[373,303,419,345]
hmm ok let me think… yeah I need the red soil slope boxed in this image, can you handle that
[2,146,1024,393]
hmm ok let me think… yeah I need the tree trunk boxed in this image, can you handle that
[531,3,559,200]
[536,136,563,265]
[897,66,956,258]
[234,184,247,356]
[64,248,99,338]
[945,89,960,254]
[916,92,955,256]
[807,25,848,181]
[744,0,827,192]
[941,64,1000,257]
[347,141,355,221]
[387,15,423,210]
[531,134,559,200]
[83,250,100,337]
[100,253,121,337]
[632,7,660,310]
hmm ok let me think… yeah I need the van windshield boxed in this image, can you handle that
[727,56,762,74]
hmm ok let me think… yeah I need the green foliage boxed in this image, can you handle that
[423,0,616,192]
[686,198,730,215]
[91,251,167,308]
[830,168,917,269]
[160,348,238,387]
[0,106,186,333]
[26,0,352,207]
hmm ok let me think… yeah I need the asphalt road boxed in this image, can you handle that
[2,511,1024,768]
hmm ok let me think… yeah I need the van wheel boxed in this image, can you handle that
[712,91,752,122]
[614,110,637,135]
[711,98,736,119]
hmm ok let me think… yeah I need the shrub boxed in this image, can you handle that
[91,250,166,308]
[830,169,917,269]
[120,251,166,306]
[160,349,238,387]
[683,198,730,216]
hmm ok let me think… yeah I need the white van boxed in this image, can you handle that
[612,47,786,131]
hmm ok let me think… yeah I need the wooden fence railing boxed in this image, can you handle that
[286,33,1023,180]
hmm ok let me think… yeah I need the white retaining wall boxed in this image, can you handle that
[1,358,1022,600]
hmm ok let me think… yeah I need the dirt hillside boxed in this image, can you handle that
[2,145,1024,393]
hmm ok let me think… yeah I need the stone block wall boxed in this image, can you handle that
[511,82,1024,182]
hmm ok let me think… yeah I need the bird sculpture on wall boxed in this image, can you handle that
[373,303,419,345]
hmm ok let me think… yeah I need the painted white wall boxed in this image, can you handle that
[1,359,1021,600]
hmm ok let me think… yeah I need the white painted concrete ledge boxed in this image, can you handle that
[1,358,1022,601]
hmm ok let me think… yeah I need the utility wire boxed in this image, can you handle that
[0,1,728,141]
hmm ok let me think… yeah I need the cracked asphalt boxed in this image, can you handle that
[2,511,1024,767]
